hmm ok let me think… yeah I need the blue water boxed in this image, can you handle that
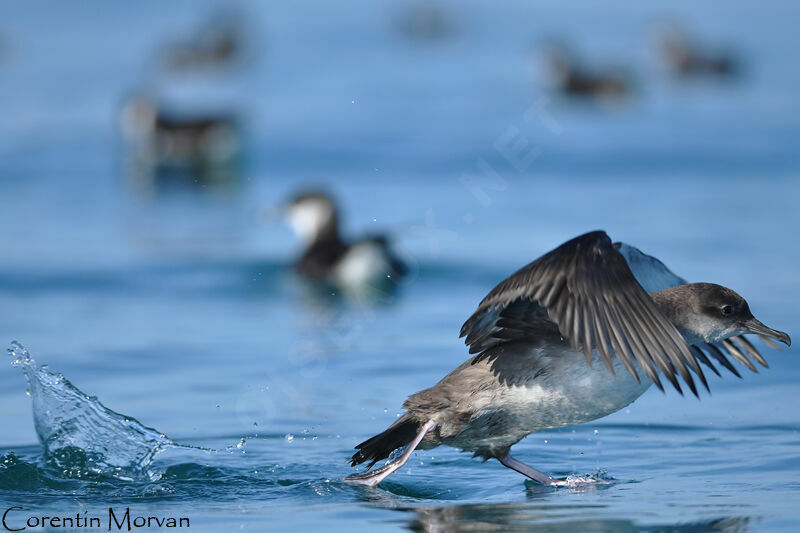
[1,1,799,531]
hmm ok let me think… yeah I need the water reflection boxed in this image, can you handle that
[397,503,750,533]
[352,483,751,532]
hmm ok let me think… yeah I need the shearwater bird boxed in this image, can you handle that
[119,94,240,187]
[657,25,741,79]
[283,190,407,291]
[160,8,246,71]
[541,43,632,100]
[345,231,790,486]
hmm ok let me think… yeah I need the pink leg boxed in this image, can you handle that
[498,451,555,485]
[344,420,437,487]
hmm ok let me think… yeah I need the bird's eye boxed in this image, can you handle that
[721,305,734,316]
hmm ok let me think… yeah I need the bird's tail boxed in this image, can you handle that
[349,415,420,468]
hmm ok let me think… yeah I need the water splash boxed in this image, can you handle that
[550,470,615,488]
[226,437,247,453]
[7,341,176,481]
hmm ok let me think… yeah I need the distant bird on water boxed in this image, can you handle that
[393,2,457,42]
[541,43,632,100]
[345,231,790,486]
[120,95,240,187]
[282,191,408,292]
[658,25,741,79]
[161,9,246,71]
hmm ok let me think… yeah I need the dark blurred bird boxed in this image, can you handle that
[393,2,456,42]
[658,25,741,78]
[161,9,246,71]
[282,191,407,291]
[120,95,240,187]
[345,231,789,486]
[541,43,632,100]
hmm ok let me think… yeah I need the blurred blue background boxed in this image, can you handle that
[0,1,798,531]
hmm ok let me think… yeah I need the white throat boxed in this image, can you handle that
[287,200,334,244]
[675,318,739,346]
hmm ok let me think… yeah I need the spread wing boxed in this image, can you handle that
[614,242,687,292]
[616,241,772,377]
[460,231,704,395]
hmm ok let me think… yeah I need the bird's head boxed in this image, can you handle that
[284,190,339,244]
[653,283,791,347]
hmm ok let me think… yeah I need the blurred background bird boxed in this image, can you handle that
[539,41,633,101]
[656,23,741,79]
[279,190,408,297]
[159,7,247,72]
[119,93,242,189]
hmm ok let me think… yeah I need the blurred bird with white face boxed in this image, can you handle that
[277,190,408,296]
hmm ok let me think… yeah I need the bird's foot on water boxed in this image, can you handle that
[539,471,615,488]
[343,461,399,487]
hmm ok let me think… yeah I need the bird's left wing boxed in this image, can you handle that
[460,231,703,394]
[616,241,773,376]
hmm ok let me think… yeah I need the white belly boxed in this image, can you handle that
[499,350,652,430]
[333,242,391,288]
[439,344,652,452]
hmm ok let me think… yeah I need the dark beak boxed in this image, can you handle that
[743,318,791,347]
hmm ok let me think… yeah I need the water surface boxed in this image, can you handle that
[1,1,799,531]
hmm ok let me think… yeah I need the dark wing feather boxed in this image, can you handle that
[460,231,701,395]
[616,241,772,378]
